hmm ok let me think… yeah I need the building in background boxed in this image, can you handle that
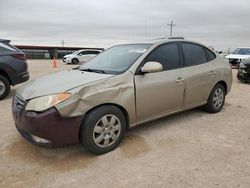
[15,45,104,59]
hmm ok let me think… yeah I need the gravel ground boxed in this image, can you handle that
[0,60,250,188]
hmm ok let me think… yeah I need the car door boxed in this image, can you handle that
[84,51,98,62]
[77,51,85,63]
[79,51,96,63]
[179,42,216,108]
[134,42,185,123]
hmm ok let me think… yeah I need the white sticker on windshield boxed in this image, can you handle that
[128,49,147,53]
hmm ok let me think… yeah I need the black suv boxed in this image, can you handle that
[0,39,29,100]
[237,58,250,83]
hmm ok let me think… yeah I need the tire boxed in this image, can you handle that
[0,75,10,100]
[80,105,126,155]
[205,83,225,113]
[71,58,79,64]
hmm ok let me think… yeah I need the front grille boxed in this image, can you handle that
[229,59,238,65]
[13,95,26,113]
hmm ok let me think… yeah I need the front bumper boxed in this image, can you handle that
[11,71,30,86]
[12,99,83,147]
[63,58,71,64]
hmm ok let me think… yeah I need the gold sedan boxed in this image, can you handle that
[13,38,232,154]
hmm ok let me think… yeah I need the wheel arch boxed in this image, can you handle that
[0,69,12,85]
[78,103,130,140]
[216,80,227,95]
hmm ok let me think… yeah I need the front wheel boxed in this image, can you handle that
[0,75,10,100]
[80,105,126,155]
[71,58,79,64]
[205,83,226,113]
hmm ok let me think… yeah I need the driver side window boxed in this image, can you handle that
[79,51,86,56]
[145,43,180,71]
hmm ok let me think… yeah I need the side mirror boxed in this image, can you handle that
[141,61,163,74]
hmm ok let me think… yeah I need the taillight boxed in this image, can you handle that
[11,54,26,61]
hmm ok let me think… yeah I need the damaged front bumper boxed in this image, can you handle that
[12,96,83,147]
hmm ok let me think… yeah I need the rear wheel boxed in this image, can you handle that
[80,105,126,155]
[0,75,10,100]
[71,58,79,64]
[205,83,225,113]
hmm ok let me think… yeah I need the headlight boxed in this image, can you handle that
[25,93,71,112]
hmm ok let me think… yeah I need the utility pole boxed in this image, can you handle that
[62,40,64,47]
[167,20,176,36]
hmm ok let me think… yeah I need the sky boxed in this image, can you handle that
[0,0,250,51]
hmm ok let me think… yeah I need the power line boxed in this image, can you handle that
[167,20,176,36]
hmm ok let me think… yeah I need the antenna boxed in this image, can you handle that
[167,21,176,36]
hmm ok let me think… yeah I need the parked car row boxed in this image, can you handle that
[223,47,250,82]
[225,47,250,67]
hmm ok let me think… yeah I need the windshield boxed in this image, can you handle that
[0,42,19,54]
[79,44,152,74]
[233,48,250,55]
[73,50,81,54]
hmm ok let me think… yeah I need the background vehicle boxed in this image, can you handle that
[63,49,102,64]
[237,58,250,82]
[216,50,226,58]
[225,47,250,67]
[0,39,29,100]
[13,38,232,155]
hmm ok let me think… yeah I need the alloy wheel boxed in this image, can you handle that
[212,88,224,109]
[93,114,121,148]
[0,80,5,95]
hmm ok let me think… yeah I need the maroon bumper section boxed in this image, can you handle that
[12,106,83,148]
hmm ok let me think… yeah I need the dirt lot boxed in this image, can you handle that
[0,60,250,188]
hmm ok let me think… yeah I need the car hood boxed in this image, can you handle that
[242,59,250,65]
[17,69,114,100]
[64,54,77,58]
[225,54,250,59]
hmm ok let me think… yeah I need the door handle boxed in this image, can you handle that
[176,77,184,83]
[209,71,216,76]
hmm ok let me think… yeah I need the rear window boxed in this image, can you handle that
[0,42,18,54]
[204,48,216,61]
[181,43,207,67]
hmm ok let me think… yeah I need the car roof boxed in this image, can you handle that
[79,49,102,51]
[123,37,209,48]
[126,37,185,45]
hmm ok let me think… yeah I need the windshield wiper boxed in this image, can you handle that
[80,68,107,74]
